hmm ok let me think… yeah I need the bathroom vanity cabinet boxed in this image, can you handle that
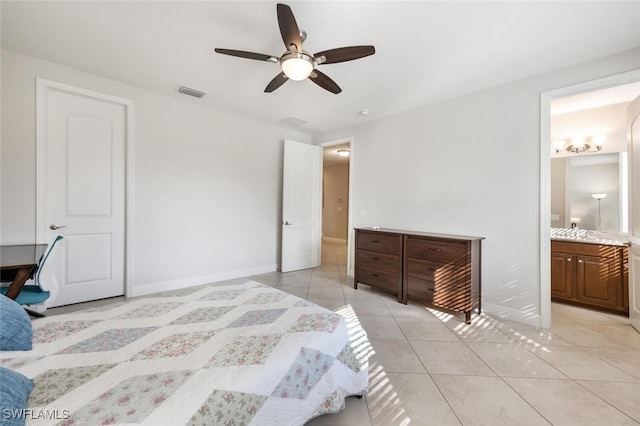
[551,240,629,315]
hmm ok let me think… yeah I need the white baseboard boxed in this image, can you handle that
[322,237,347,244]
[482,301,542,328]
[128,263,278,298]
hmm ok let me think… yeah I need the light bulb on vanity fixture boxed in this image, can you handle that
[552,135,606,154]
[337,149,350,157]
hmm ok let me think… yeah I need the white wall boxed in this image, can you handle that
[319,48,640,326]
[0,49,312,296]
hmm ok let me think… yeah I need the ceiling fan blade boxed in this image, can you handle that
[277,3,302,52]
[215,48,277,62]
[314,46,375,64]
[309,70,342,94]
[265,72,289,93]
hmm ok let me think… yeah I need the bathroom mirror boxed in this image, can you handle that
[550,153,628,233]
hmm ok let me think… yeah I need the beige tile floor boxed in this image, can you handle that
[46,240,640,425]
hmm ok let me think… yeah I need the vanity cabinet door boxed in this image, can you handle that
[551,251,573,300]
[575,254,621,309]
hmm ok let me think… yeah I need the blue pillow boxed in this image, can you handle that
[0,295,33,351]
[0,366,33,426]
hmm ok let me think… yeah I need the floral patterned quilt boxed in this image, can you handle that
[1,280,369,425]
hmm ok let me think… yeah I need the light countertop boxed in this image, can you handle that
[550,228,629,247]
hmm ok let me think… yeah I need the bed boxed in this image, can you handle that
[1,280,370,425]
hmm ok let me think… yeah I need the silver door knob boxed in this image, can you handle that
[284,221,292,225]
[49,224,67,230]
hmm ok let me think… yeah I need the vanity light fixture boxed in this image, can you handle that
[337,149,350,157]
[552,135,606,154]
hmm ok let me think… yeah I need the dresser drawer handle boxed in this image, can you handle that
[371,240,380,243]
[372,273,381,278]
[428,288,437,294]
[428,248,442,252]
[428,267,436,272]
[372,257,381,261]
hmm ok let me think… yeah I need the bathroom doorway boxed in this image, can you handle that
[541,72,640,328]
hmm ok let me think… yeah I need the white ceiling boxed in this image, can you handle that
[3,1,640,137]
[551,81,640,116]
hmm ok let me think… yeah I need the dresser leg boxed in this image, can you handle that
[465,311,471,324]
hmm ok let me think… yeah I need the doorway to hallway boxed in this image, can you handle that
[322,143,351,244]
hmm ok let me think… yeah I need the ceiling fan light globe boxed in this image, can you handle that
[281,55,313,81]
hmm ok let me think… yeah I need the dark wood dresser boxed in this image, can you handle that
[354,228,483,323]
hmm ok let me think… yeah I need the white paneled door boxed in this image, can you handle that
[281,140,322,273]
[628,95,640,332]
[37,80,129,307]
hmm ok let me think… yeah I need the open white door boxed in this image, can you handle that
[628,95,640,331]
[281,140,322,272]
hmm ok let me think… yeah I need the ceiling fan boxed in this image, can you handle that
[215,3,375,94]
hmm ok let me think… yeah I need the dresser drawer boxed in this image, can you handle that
[407,277,470,311]
[406,277,435,303]
[357,231,402,255]
[406,259,439,281]
[405,236,467,265]
[357,249,400,273]
[356,267,400,293]
[406,259,469,286]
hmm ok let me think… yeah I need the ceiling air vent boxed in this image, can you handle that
[278,116,307,127]
[177,85,206,98]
